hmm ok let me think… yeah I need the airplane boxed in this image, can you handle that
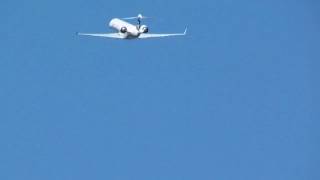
[77,14,187,39]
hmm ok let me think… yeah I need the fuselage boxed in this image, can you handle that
[109,18,140,39]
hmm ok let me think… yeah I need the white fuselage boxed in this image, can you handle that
[109,18,140,39]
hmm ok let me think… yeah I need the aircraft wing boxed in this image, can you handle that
[138,28,187,39]
[77,33,122,39]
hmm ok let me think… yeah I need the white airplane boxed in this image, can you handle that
[78,14,187,39]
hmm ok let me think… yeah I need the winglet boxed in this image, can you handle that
[184,27,188,35]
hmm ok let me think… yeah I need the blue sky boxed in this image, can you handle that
[1,0,319,179]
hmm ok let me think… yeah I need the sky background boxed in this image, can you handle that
[1,0,319,179]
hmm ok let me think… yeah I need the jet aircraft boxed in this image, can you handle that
[78,14,187,39]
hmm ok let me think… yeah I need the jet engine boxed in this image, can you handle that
[120,27,127,33]
[139,25,149,33]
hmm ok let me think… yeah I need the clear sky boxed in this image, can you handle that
[1,0,319,179]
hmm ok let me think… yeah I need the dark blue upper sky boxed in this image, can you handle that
[1,0,319,179]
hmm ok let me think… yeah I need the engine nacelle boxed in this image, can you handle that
[109,18,140,36]
[139,25,149,33]
[120,27,127,33]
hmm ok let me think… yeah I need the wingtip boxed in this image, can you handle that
[184,27,188,35]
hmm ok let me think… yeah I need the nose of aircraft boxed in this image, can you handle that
[109,18,117,27]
